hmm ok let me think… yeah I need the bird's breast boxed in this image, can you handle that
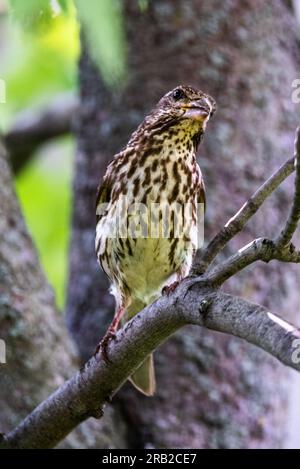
[95,138,202,302]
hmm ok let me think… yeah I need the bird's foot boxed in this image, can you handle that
[162,280,180,296]
[94,330,116,363]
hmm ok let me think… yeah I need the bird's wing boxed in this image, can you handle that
[95,149,128,221]
[198,176,206,213]
[95,170,113,222]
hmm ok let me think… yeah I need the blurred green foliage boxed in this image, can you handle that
[15,138,73,308]
[1,0,128,308]
[75,0,127,87]
[2,0,79,129]
[8,0,54,30]
[1,2,78,308]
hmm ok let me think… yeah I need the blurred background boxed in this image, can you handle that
[0,0,127,308]
[1,0,300,449]
[0,0,79,308]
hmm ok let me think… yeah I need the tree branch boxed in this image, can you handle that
[191,155,296,275]
[276,127,300,247]
[4,93,78,174]
[207,237,300,286]
[203,129,300,286]
[1,280,300,449]
[1,127,300,448]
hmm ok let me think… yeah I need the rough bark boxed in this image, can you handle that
[67,0,300,448]
[3,281,300,449]
[0,142,127,448]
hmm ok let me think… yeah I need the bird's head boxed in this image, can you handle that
[148,85,216,134]
[128,85,216,149]
[159,85,215,120]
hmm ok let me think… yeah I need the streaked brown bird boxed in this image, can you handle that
[95,85,216,396]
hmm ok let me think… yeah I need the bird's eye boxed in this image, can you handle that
[172,88,186,101]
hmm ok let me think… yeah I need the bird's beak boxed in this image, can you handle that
[181,98,213,122]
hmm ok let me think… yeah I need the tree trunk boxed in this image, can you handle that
[0,142,127,448]
[67,0,300,448]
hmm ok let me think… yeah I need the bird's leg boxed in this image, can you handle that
[162,281,180,295]
[162,271,185,296]
[95,305,125,361]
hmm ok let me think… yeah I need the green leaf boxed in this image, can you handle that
[8,0,53,31]
[57,0,70,13]
[1,3,78,126]
[75,0,127,88]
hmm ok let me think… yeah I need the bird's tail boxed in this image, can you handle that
[129,354,156,396]
[125,299,156,396]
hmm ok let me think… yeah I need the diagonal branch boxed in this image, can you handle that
[1,129,300,449]
[1,280,300,449]
[207,237,300,286]
[191,155,296,276]
[276,127,300,248]
[204,128,300,286]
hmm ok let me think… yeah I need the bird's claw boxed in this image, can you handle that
[94,330,116,363]
[162,280,180,296]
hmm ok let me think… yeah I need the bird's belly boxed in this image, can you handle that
[124,238,175,298]
[109,235,193,304]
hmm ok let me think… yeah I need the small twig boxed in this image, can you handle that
[206,128,300,285]
[4,93,78,173]
[276,127,300,248]
[191,156,295,276]
[208,237,300,286]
